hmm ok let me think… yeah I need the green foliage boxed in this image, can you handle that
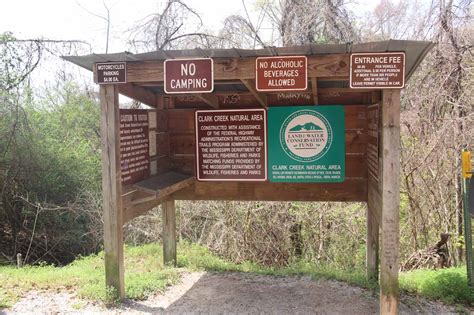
[0,82,103,264]
[27,83,101,198]
[400,267,474,305]
[0,244,181,308]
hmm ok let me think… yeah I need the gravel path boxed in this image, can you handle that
[2,272,458,314]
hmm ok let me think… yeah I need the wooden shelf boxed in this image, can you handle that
[132,171,195,201]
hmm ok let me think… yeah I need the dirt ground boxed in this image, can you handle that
[3,271,458,314]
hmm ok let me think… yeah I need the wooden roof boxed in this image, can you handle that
[63,40,433,81]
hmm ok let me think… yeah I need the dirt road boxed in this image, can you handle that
[4,272,456,314]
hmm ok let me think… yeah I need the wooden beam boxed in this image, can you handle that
[241,79,267,108]
[126,55,349,83]
[191,93,219,108]
[99,85,125,299]
[173,179,367,202]
[367,184,380,282]
[380,89,401,314]
[118,83,157,108]
[310,77,319,105]
[162,200,177,266]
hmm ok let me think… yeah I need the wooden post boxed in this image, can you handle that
[366,196,379,281]
[162,199,177,266]
[380,90,400,314]
[99,85,125,298]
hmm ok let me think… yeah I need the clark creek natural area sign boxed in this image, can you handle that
[164,58,214,94]
[195,109,267,181]
[350,52,405,89]
[256,56,307,92]
[268,106,345,183]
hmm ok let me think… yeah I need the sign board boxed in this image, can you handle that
[462,151,472,179]
[164,58,214,94]
[268,106,345,183]
[350,52,405,89]
[195,109,267,181]
[256,56,307,92]
[120,109,150,185]
[96,62,127,84]
[367,105,379,181]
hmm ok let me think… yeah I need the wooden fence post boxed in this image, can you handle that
[99,84,125,298]
[380,89,400,314]
[367,197,380,281]
[162,200,177,266]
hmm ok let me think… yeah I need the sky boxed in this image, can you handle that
[0,0,381,91]
[0,0,382,53]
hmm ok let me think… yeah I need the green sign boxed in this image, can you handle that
[268,105,345,183]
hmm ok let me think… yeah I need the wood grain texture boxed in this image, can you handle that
[162,200,177,266]
[118,83,157,108]
[125,55,349,83]
[99,85,124,298]
[367,176,381,281]
[173,179,367,202]
[241,79,267,108]
[133,171,194,196]
[379,89,401,315]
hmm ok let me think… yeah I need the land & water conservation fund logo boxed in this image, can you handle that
[280,109,333,162]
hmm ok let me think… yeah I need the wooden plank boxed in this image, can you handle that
[99,85,124,298]
[151,155,172,175]
[367,178,380,281]
[173,178,367,202]
[318,90,373,105]
[156,110,168,132]
[155,132,170,156]
[241,79,267,108]
[118,83,157,108]
[133,171,194,196]
[170,154,195,174]
[169,133,196,154]
[168,109,195,133]
[162,200,177,266]
[311,77,318,104]
[123,195,165,223]
[172,91,374,108]
[126,55,349,83]
[191,93,219,109]
[123,172,194,223]
[380,89,401,314]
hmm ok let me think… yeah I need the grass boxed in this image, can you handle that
[1,242,474,309]
[400,267,474,305]
[0,243,180,308]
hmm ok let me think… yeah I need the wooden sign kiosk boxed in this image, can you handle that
[64,40,433,314]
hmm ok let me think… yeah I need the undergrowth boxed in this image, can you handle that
[1,242,473,309]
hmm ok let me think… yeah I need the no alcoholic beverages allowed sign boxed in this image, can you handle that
[267,106,345,183]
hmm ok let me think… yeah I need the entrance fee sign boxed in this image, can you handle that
[268,106,345,183]
[256,56,307,92]
[96,62,126,84]
[164,58,214,94]
[195,109,267,181]
[350,52,405,89]
[120,109,150,185]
